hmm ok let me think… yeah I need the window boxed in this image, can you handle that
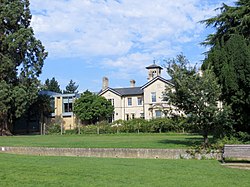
[108,99,114,106]
[151,92,156,102]
[128,98,132,106]
[50,97,55,116]
[155,110,162,118]
[131,113,135,119]
[126,114,129,121]
[140,113,144,119]
[63,96,73,113]
[137,97,143,105]
[63,103,73,112]
[108,113,114,123]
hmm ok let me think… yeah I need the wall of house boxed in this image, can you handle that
[101,91,123,121]
[51,95,77,130]
[143,79,170,120]
[122,95,144,120]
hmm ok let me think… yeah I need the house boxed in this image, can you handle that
[45,92,80,130]
[43,63,175,130]
[99,63,175,122]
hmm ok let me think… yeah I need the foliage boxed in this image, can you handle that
[165,54,233,146]
[203,35,250,132]
[46,123,61,135]
[43,77,61,93]
[201,0,250,46]
[63,79,78,94]
[78,117,186,134]
[0,0,47,135]
[74,90,114,124]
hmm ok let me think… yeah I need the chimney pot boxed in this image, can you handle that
[130,79,135,87]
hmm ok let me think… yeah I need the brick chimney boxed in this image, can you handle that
[130,79,135,88]
[102,77,109,90]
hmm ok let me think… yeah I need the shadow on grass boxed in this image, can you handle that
[158,137,208,147]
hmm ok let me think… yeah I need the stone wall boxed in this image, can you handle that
[0,147,221,160]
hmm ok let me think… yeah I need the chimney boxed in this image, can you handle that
[130,79,135,88]
[102,77,109,90]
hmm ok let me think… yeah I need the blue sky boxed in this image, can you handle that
[30,0,235,92]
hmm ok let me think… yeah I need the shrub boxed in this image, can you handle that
[46,123,61,135]
[65,129,78,135]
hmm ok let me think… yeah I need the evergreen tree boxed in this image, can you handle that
[201,0,250,46]
[203,35,250,132]
[63,80,78,94]
[44,77,61,93]
[0,0,47,135]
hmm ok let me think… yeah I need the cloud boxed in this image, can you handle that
[30,0,234,79]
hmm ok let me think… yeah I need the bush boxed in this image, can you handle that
[236,131,250,143]
[46,123,61,135]
[65,129,78,135]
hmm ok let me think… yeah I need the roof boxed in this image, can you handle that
[39,90,61,96]
[141,76,174,90]
[113,87,143,96]
[145,64,163,70]
[39,90,80,98]
[99,87,143,97]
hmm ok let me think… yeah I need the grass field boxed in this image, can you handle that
[0,133,208,149]
[0,153,249,187]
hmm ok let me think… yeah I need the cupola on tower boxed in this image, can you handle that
[146,61,163,81]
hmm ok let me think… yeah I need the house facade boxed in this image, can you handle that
[44,63,175,129]
[45,91,79,130]
[99,63,175,122]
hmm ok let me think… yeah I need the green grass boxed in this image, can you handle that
[0,153,249,187]
[0,133,207,149]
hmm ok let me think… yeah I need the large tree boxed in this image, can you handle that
[201,0,250,133]
[44,77,61,93]
[74,91,114,124]
[0,0,47,135]
[201,0,250,46]
[165,54,233,146]
[203,35,250,132]
[63,79,78,94]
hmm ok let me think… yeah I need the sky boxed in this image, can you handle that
[29,0,235,92]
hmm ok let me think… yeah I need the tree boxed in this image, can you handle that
[74,90,114,124]
[203,35,250,132]
[165,54,233,146]
[0,0,47,135]
[201,0,250,46]
[63,80,78,94]
[44,77,61,93]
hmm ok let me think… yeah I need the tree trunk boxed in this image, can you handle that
[0,113,12,136]
[203,134,209,148]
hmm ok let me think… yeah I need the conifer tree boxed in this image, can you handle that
[0,0,47,135]
[63,80,78,94]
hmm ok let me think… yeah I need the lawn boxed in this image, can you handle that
[0,133,207,149]
[0,153,249,187]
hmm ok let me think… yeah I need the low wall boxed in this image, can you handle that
[0,147,221,160]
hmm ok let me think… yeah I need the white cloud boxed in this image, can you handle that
[30,0,234,79]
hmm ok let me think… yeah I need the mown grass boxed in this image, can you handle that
[0,153,249,187]
[0,133,208,149]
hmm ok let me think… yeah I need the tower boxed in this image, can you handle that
[146,61,163,81]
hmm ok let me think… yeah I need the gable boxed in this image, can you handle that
[141,76,173,90]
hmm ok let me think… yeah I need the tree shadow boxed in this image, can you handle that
[158,137,207,147]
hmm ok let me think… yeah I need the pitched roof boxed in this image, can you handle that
[141,76,174,90]
[99,87,143,97]
[145,64,163,70]
[113,87,143,96]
